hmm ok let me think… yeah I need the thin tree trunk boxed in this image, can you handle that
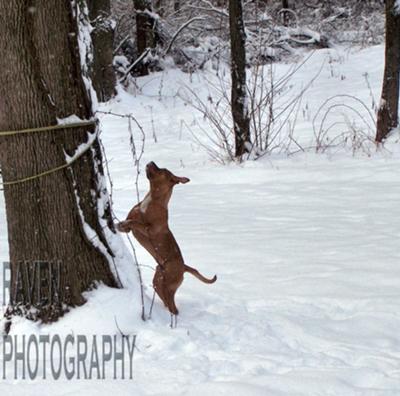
[0,1,118,325]
[229,0,251,158]
[89,0,116,101]
[154,0,165,16]
[282,0,290,26]
[376,0,400,142]
[174,1,180,12]
[134,0,157,76]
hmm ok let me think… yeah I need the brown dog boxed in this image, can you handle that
[117,161,216,316]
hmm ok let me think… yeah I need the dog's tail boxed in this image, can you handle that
[116,220,132,233]
[184,264,217,284]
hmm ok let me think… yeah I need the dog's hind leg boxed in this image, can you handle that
[153,267,166,305]
[165,289,179,316]
[164,281,180,316]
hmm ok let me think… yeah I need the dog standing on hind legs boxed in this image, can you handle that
[117,162,217,324]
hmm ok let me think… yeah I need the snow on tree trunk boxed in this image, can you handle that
[133,0,157,76]
[229,0,251,158]
[0,1,132,326]
[376,0,400,142]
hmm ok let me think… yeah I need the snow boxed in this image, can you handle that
[64,131,97,163]
[73,2,144,300]
[113,55,130,69]
[1,45,400,395]
[76,1,98,112]
[395,0,400,15]
[284,27,321,45]
[57,114,87,125]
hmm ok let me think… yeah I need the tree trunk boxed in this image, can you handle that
[174,1,180,12]
[88,0,116,101]
[228,0,251,158]
[154,0,165,16]
[282,0,290,26]
[0,1,119,325]
[376,0,400,142]
[134,0,156,76]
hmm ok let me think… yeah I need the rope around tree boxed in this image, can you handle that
[0,119,97,189]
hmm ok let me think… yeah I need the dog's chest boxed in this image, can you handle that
[139,194,151,213]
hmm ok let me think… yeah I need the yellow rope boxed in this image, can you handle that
[0,120,98,188]
[1,140,95,187]
[0,119,96,137]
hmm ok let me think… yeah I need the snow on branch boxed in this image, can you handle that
[189,0,229,18]
[164,17,205,55]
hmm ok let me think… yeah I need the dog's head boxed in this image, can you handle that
[146,162,190,192]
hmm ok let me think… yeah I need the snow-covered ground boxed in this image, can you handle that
[1,45,400,395]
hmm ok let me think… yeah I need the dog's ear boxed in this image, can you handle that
[173,176,190,184]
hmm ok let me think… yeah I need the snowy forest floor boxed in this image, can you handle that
[1,45,400,395]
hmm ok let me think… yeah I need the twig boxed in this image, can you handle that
[113,34,130,55]
[114,315,127,337]
[119,49,151,84]
[164,17,205,55]
[96,110,147,321]
[148,290,156,319]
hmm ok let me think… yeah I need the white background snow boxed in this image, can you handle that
[1,45,400,395]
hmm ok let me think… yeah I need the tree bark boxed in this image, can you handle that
[282,0,290,26]
[174,1,180,12]
[229,0,251,158]
[376,0,400,142]
[0,1,119,324]
[88,0,116,101]
[133,0,157,76]
[154,0,165,16]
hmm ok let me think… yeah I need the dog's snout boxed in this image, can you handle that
[146,161,158,170]
[146,161,159,179]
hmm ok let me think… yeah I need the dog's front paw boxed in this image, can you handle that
[116,220,131,233]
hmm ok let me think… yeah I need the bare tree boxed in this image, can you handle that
[89,0,116,101]
[376,0,400,142]
[0,1,120,326]
[229,0,251,158]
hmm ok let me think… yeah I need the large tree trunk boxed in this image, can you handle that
[376,0,400,142]
[229,0,251,158]
[0,1,119,325]
[89,0,116,101]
